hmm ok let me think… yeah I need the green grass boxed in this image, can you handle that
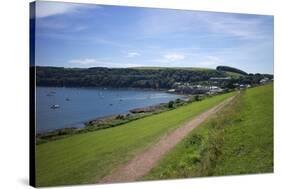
[144,84,273,180]
[36,92,234,187]
[224,71,244,78]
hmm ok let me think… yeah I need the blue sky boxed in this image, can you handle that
[34,1,274,74]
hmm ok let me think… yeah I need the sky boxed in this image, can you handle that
[34,1,274,74]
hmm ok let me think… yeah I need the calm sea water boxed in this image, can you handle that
[36,87,184,133]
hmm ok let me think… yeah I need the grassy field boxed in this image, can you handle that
[36,92,234,186]
[144,84,273,180]
[224,71,244,78]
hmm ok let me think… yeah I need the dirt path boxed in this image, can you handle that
[99,96,235,183]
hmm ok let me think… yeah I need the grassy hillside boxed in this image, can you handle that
[144,84,273,180]
[224,71,244,79]
[36,92,234,187]
[36,66,225,89]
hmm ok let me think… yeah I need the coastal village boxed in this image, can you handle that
[167,75,273,96]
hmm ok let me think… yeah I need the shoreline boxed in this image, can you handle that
[36,96,191,144]
[37,97,188,134]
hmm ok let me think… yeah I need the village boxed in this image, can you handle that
[167,76,273,95]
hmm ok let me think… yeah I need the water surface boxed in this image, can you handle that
[36,87,183,133]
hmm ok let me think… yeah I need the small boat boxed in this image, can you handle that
[51,104,60,109]
[65,98,70,101]
[109,103,113,106]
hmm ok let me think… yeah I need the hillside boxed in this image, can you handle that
[36,66,272,91]
[145,84,273,179]
[35,66,225,89]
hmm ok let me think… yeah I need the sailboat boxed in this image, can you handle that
[51,104,60,109]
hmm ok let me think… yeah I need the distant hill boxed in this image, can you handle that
[36,66,225,89]
[216,66,248,76]
[36,66,272,89]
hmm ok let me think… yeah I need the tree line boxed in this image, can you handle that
[36,66,273,89]
[36,66,226,89]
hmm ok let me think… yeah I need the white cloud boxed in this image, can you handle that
[138,10,194,36]
[163,53,185,61]
[139,9,271,40]
[35,1,99,18]
[69,58,142,68]
[198,56,223,67]
[69,58,99,65]
[199,14,266,39]
[36,2,78,18]
[127,52,140,58]
[206,56,222,62]
[152,53,186,64]
[95,38,129,48]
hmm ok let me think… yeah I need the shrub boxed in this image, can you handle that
[188,134,203,146]
[116,114,125,119]
[168,101,174,108]
[194,95,201,101]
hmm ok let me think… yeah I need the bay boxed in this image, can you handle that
[36,87,184,133]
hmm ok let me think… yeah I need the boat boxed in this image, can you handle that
[51,104,60,109]
[65,98,70,101]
